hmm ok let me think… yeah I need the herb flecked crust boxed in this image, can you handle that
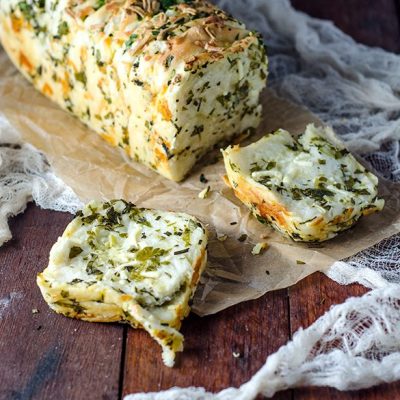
[37,199,208,367]
[222,124,385,243]
[0,0,268,181]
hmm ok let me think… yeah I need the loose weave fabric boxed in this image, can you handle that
[125,285,400,400]
[0,0,399,397]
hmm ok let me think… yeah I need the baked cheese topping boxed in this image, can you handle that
[223,124,384,242]
[37,199,208,366]
[0,0,268,181]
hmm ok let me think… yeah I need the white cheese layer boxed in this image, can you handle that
[0,0,268,181]
[223,124,384,242]
[37,200,208,366]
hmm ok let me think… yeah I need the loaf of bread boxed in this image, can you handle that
[0,0,268,181]
[222,124,384,242]
[37,200,208,367]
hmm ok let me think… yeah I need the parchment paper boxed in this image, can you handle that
[1,48,399,316]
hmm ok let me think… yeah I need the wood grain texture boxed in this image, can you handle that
[287,1,400,396]
[0,205,123,400]
[291,0,400,54]
[122,290,291,399]
[289,273,400,400]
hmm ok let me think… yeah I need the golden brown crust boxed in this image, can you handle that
[234,175,292,231]
[190,247,207,288]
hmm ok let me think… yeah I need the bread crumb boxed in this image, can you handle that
[232,352,241,358]
[252,242,269,255]
[32,308,39,314]
[198,186,210,199]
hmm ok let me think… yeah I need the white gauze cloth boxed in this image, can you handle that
[0,0,399,397]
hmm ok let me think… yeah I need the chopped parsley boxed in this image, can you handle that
[69,246,83,259]
[94,0,106,10]
[174,248,189,255]
[125,33,138,49]
[57,21,69,37]
[18,1,35,21]
[75,71,87,85]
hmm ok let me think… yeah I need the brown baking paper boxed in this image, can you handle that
[1,48,399,316]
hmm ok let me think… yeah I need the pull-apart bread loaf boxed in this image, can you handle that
[0,0,268,181]
[37,200,208,367]
[222,124,384,242]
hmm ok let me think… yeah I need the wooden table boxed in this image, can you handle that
[1,2,399,399]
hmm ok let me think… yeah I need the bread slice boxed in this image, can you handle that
[0,0,267,181]
[37,200,207,367]
[222,124,384,242]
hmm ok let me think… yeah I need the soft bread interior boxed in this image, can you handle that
[222,124,384,242]
[37,200,208,366]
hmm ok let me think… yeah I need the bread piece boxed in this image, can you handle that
[37,200,208,367]
[222,124,384,242]
[0,0,268,181]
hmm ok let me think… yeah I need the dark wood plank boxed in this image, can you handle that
[290,273,400,399]
[122,289,291,399]
[292,0,400,53]
[0,205,123,400]
[289,272,368,331]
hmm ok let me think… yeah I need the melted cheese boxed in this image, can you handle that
[37,200,208,366]
[0,0,268,181]
[222,124,385,242]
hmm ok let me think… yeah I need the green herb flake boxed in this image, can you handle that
[285,143,298,152]
[75,71,87,85]
[135,247,167,262]
[94,0,106,10]
[18,1,34,21]
[133,79,144,87]
[57,21,69,37]
[174,248,189,255]
[238,234,248,242]
[266,161,276,170]
[229,161,240,173]
[125,33,138,48]
[355,188,370,196]
[70,279,83,285]
[69,246,83,259]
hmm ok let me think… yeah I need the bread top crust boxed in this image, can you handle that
[1,0,264,71]
[0,0,267,182]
